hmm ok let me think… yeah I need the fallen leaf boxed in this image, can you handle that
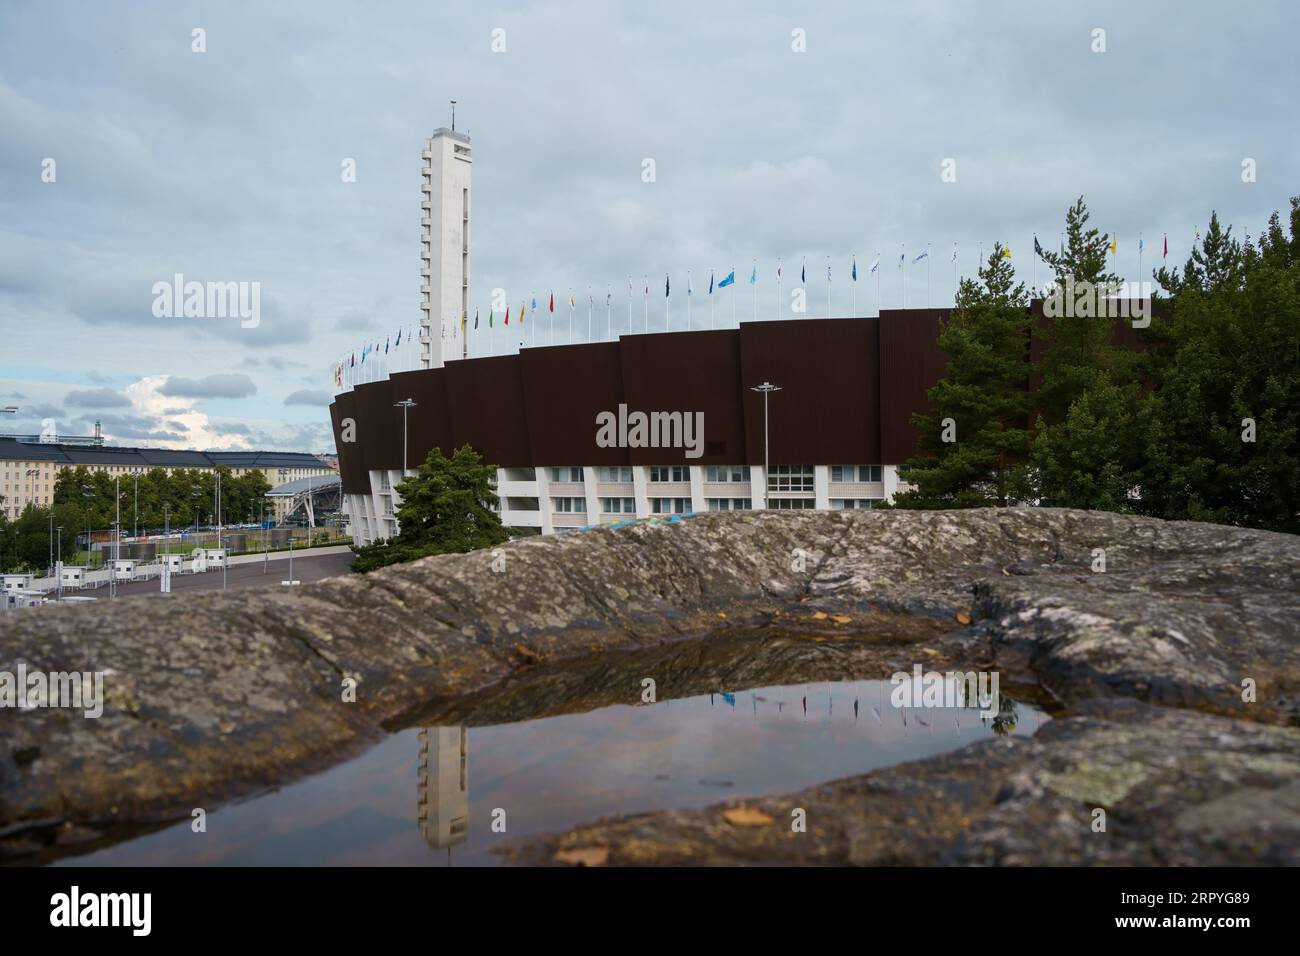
[830,614,852,625]
[723,806,775,826]
[811,611,829,620]
[514,643,539,663]
[920,647,941,657]
[1001,568,1011,576]
[554,846,609,867]
[955,612,973,625]
[717,611,727,619]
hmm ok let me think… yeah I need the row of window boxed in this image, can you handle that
[831,465,884,483]
[542,465,883,487]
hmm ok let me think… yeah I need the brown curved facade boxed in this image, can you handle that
[330,301,1153,494]
[330,311,955,493]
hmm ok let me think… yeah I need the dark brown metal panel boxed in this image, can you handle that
[350,377,398,477]
[619,330,745,465]
[329,390,366,494]
[388,368,453,470]
[443,355,532,466]
[519,342,628,466]
[879,309,949,463]
[738,318,879,466]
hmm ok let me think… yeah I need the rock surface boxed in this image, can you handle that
[1,508,1297,863]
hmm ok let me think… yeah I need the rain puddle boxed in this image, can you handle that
[59,677,1046,866]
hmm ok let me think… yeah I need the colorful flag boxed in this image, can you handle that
[709,271,714,294]
[1003,246,1012,259]
[474,307,479,329]
[1110,237,1117,256]
[851,256,857,281]
[665,274,670,297]
[395,329,402,346]
[914,250,928,263]
[687,273,693,296]
[750,261,757,285]
[489,310,494,328]
[549,292,555,313]
[570,289,576,308]
[951,244,957,262]
[869,256,880,274]
[719,270,735,288]
[519,301,525,324]
[384,336,389,353]
[1163,235,1168,259]
[777,262,783,281]
[503,305,508,326]
[1034,235,1043,256]
[1138,236,1144,253]
[801,258,806,283]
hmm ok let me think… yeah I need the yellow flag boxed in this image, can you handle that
[1110,237,1117,255]
[519,301,525,324]
[1002,246,1012,259]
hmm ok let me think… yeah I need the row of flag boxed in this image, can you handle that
[331,231,1188,387]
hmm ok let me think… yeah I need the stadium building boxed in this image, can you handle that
[330,125,1147,544]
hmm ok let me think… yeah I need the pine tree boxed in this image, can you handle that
[895,242,1033,507]
[351,444,509,572]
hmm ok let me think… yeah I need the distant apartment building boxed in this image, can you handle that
[0,439,334,519]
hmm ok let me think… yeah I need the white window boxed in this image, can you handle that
[649,466,688,483]
[771,498,815,510]
[549,467,583,483]
[552,497,586,513]
[600,497,636,514]
[597,466,632,483]
[706,498,752,511]
[768,465,815,493]
[651,497,690,514]
[705,465,750,482]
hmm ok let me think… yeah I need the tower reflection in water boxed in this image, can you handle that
[417,726,469,862]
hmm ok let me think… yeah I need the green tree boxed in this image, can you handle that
[1136,200,1300,532]
[1029,196,1145,508]
[895,242,1034,507]
[351,444,509,573]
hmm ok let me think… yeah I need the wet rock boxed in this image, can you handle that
[1,508,1296,862]
[498,701,1300,866]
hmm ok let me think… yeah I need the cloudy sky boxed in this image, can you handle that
[2,1,1295,452]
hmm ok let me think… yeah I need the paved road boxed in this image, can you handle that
[46,552,356,601]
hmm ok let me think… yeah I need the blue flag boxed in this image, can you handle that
[852,257,857,281]
[749,263,756,285]
[708,271,715,294]
[718,270,735,288]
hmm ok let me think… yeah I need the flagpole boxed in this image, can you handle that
[569,288,574,344]
[687,270,692,329]
[852,254,856,318]
[875,251,880,315]
[731,266,736,327]
[711,273,716,329]
[927,242,932,308]
[627,276,632,336]
[826,256,831,318]
[751,258,757,324]
[588,284,592,342]
[1138,232,1143,288]
[901,243,906,309]
[776,258,782,321]
[643,275,648,333]
[607,284,612,342]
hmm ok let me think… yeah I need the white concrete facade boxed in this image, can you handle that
[342,463,906,545]
[420,128,472,369]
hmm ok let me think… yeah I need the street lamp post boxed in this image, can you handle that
[749,382,782,510]
[394,398,417,475]
[55,527,62,601]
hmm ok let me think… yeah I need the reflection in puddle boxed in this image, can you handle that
[60,679,1046,866]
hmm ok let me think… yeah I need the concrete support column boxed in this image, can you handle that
[882,465,901,504]
[535,467,553,535]
[688,466,706,515]
[632,466,651,519]
[582,467,601,527]
[814,465,831,510]
[750,466,766,510]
